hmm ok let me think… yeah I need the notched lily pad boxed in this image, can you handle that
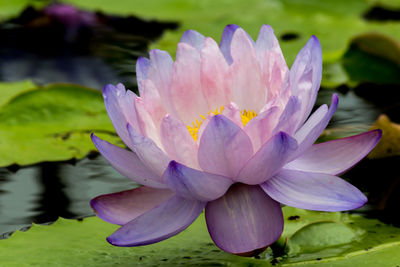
[0,82,121,167]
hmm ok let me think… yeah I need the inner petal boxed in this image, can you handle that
[187,106,258,141]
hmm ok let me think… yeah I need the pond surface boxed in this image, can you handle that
[0,156,138,238]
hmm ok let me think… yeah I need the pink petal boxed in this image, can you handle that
[244,106,280,151]
[289,36,322,130]
[236,132,298,185]
[169,42,209,124]
[180,29,206,50]
[91,134,166,188]
[201,37,231,110]
[262,169,367,211]
[163,161,233,201]
[107,195,205,246]
[198,115,253,177]
[103,84,140,150]
[138,79,166,129]
[219,24,240,64]
[205,184,283,255]
[221,102,243,127]
[127,123,170,177]
[255,25,288,101]
[284,130,382,175]
[134,96,163,148]
[160,114,199,169]
[147,49,175,115]
[229,28,266,112]
[90,186,174,225]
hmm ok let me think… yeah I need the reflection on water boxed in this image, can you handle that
[0,4,177,90]
[0,156,138,237]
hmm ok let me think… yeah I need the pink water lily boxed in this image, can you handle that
[90,25,381,256]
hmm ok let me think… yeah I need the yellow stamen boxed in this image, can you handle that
[187,106,258,141]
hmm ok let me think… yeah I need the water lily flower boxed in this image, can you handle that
[90,24,381,256]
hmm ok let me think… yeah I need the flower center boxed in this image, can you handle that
[187,106,258,141]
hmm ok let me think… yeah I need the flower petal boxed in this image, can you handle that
[198,115,253,177]
[219,24,240,64]
[262,169,367,211]
[134,95,163,148]
[160,114,199,169]
[273,96,302,136]
[285,130,382,175]
[163,161,233,201]
[138,79,166,133]
[136,56,150,94]
[103,84,140,150]
[291,94,338,160]
[147,49,175,114]
[90,186,174,225]
[91,134,166,188]
[180,29,206,50]
[255,25,288,101]
[205,184,283,255]
[170,42,209,124]
[244,106,280,151]
[127,123,170,177]
[236,132,298,185]
[229,28,266,111]
[201,37,231,110]
[107,195,205,246]
[290,36,322,129]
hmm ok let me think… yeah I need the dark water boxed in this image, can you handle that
[0,155,138,238]
[0,4,177,90]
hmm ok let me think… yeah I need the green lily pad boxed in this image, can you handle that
[1,206,399,266]
[0,82,121,167]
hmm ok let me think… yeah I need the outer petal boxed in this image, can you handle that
[160,114,199,169]
[273,96,301,136]
[285,130,382,175]
[136,56,150,94]
[205,184,283,255]
[127,124,170,177]
[290,36,322,129]
[229,28,266,112]
[147,49,175,115]
[180,29,206,51]
[90,187,174,225]
[291,94,338,160]
[163,161,233,202]
[236,132,298,185]
[107,195,205,246]
[219,24,240,64]
[201,37,231,110]
[103,84,140,150]
[262,169,367,211]
[198,115,253,177]
[170,42,209,124]
[91,134,166,188]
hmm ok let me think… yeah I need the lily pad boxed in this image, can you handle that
[0,82,120,167]
[1,206,399,266]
